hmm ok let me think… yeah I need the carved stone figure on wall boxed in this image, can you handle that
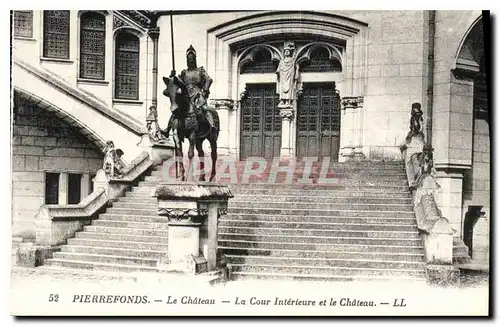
[276,42,299,106]
[410,102,424,134]
[103,140,125,178]
[406,102,424,142]
[146,105,168,143]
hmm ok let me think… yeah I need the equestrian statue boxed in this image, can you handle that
[162,45,220,182]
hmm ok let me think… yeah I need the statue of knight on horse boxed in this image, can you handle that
[162,45,220,182]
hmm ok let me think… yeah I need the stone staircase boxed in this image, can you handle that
[217,160,426,281]
[39,159,428,282]
[42,166,164,272]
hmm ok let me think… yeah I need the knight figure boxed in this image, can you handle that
[175,45,217,131]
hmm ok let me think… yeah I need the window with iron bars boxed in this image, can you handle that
[13,11,33,38]
[43,10,70,59]
[114,31,140,100]
[80,12,106,80]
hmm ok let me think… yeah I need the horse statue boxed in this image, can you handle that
[161,47,220,182]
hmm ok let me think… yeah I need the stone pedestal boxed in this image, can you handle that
[278,103,294,158]
[137,134,175,165]
[154,182,233,275]
[423,218,454,264]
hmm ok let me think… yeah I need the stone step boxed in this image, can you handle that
[222,214,416,224]
[83,225,168,237]
[218,219,418,231]
[144,173,408,182]
[230,271,424,282]
[224,255,425,270]
[115,197,158,203]
[228,207,414,217]
[60,245,165,259]
[106,208,158,216]
[67,238,168,251]
[75,231,168,243]
[219,247,425,261]
[117,192,158,203]
[230,195,412,204]
[218,226,419,239]
[92,219,169,230]
[44,259,158,273]
[137,180,409,187]
[111,202,157,209]
[130,187,410,198]
[219,233,421,246]
[227,201,413,211]
[227,264,425,278]
[150,167,408,176]
[218,239,423,253]
[129,189,411,199]
[98,213,163,223]
[52,252,158,267]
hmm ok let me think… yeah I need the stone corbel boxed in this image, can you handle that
[279,107,295,121]
[210,99,235,111]
[240,86,249,101]
[341,96,364,110]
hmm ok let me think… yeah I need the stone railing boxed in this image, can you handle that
[34,151,154,247]
[403,149,454,265]
[400,104,459,284]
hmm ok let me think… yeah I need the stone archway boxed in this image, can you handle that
[204,11,369,159]
[452,18,490,264]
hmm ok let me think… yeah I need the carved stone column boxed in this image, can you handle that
[278,103,295,158]
[340,96,364,162]
[210,99,235,156]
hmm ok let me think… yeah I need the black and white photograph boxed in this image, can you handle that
[7,8,492,317]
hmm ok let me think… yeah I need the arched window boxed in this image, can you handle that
[13,11,33,38]
[241,49,278,74]
[43,10,70,59]
[80,12,106,80]
[300,46,341,73]
[114,31,140,100]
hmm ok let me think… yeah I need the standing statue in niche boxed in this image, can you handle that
[276,42,299,107]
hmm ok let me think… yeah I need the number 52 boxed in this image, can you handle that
[48,294,59,302]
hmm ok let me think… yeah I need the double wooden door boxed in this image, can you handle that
[296,82,341,160]
[240,83,281,159]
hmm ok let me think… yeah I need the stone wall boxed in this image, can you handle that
[462,117,490,263]
[155,10,437,160]
[361,10,427,159]
[12,100,103,240]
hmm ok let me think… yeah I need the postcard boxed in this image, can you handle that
[9,9,490,316]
